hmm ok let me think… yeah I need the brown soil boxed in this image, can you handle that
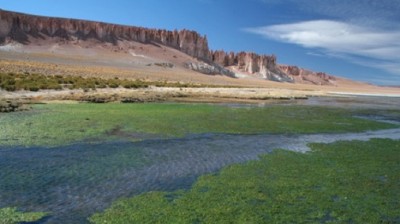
[0,42,399,103]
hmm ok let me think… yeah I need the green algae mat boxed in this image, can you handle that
[0,103,397,147]
[1,102,399,223]
[0,207,47,224]
[90,138,400,224]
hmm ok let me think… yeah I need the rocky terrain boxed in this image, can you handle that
[279,65,336,85]
[211,51,294,82]
[0,99,29,112]
[0,9,210,60]
[0,9,337,85]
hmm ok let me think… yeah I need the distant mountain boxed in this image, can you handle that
[0,9,339,85]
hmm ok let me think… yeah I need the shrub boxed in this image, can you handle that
[29,86,40,92]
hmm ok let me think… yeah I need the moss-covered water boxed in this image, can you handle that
[90,139,400,224]
[1,97,400,223]
[0,102,397,147]
[2,129,400,223]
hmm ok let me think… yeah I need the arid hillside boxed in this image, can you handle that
[0,9,399,97]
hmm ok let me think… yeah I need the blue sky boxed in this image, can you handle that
[1,0,399,85]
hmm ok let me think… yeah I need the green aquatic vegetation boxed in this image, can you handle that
[0,207,47,224]
[0,103,397,146]
[90,139,400,223]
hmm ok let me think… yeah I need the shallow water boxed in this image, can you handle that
[301,95,400,109]
[1,96,400,223]
[1,128,400,223]
[222,95,400,110]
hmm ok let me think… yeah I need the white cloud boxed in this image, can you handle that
[258,0,400,28]
[245,20,400,76]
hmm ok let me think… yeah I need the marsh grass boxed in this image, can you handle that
[0,103,397,146]
[90,139,400,224]
[0,103,397,147]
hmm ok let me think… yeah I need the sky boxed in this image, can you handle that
[1,0,399,85]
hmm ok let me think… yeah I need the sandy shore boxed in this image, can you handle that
[0,86,327,103]
[2,86,400,106]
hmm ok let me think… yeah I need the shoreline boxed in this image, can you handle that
[2,86,400,104]
[2,86,400,112]
[2,86,400,113]
[0,86,322,103]
[327,91,400,98]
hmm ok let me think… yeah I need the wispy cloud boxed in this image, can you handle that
[245,20,400,76]
[259,0,400,26]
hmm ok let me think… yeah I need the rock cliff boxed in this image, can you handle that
[279,65,336,85]
[211,50,293,82]
[0,9,210,60]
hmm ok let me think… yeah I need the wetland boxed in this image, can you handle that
[0,96,400,223]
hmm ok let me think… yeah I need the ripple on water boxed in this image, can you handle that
[1,129,400,223]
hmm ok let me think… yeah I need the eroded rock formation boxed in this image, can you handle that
[211,50,293,82]
[279,65,336,85]
[0,9,210,60]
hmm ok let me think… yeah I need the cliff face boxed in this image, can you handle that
[0,9,210,60]
[211,50,293,82]
[279,65,336,85]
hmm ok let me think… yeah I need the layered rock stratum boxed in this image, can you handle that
[0,9,337,85]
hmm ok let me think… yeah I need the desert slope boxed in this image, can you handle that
[0,9,399,97]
